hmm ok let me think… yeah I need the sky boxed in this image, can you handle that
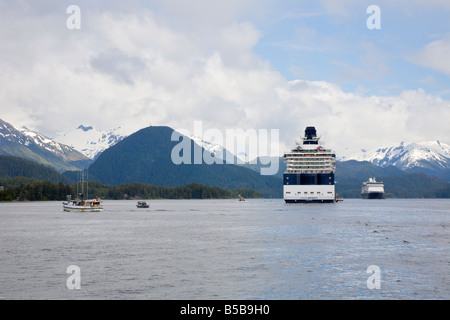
[1,0,449,158]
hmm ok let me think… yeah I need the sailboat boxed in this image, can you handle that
[63,169,103,212]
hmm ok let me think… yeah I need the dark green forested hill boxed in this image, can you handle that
[86,126,283,198]
[0,155,71,184]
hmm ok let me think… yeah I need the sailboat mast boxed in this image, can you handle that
[77,170,80,199]
[82,169,84,199]
[86,169,89,200]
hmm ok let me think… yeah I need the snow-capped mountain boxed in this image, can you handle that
[0,118,89,172]
[55,125,130,160]
[56,126,244,162]
[188,135,225,159]
[347,140,450,172]
[187,134,259,163]
[187,134,244,162]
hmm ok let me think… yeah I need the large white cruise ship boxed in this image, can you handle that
[283,127,336,203]
[361,177,385,199]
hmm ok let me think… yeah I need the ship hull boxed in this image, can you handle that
[63,207,103,212]
[63,201,103,212]
[361,192,384,199]
[63,205,103,212]
[283,184,335,203]
[285,199,335,203]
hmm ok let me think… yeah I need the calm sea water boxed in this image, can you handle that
[0,198,448,300]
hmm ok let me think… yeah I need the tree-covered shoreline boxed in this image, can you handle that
[0,177,262,202]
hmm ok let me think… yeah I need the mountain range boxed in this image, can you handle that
[346,140,450,181]
[0,119,90,172]
[1,118,449,198]
[54,123,241,163]
[17,118,450,182]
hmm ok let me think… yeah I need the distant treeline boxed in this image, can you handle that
[1,179,73,201]
[0,177,262,201]
[88,181,262,200]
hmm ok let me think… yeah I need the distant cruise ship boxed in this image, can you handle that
[361,177,385,199]
[283,127,336,203]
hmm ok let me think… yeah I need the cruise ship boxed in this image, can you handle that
[283,126,336,203]
[361,177,384,199]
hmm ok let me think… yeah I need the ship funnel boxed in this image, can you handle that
[303,126,319,145]
[304,126,317,139]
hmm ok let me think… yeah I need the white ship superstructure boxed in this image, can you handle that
[283,127,336,203]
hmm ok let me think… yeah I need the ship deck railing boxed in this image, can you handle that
[284,170,335,174]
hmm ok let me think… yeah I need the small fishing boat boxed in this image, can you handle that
[136,201,149,208]
[63,198,103,212]
[63,169,103,212]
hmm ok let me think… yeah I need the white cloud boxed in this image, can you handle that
[0,1,449,160]
[411,35,450,76]
[273,81,450,156]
